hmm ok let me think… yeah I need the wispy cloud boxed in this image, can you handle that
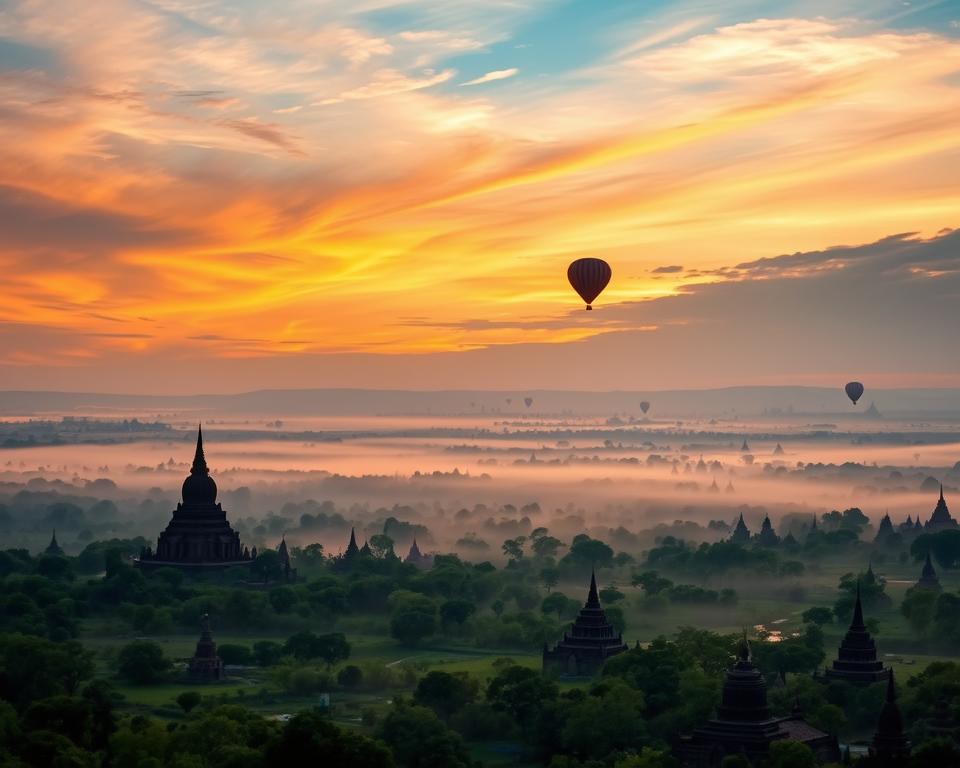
[460,68,518,86]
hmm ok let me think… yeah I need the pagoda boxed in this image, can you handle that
[136,426,251,572]
[741,439,750,452]
[730,513,751,544]
[914,552,941,592]
[824,582,890,685]
[542,570,628,676]
[44,529,64,556]
[868,673,910,765]
[331,527,363,571]
[898,515,915,534]
[925,486,958,531]
[773,443,784,455]
[679,635,839,766]
[806,514,820,542]
[404,538,434,570]
[188,613,224,682]
[757,515,780,546]
[874,513,895,543]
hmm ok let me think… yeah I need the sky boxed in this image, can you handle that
[1,0,959,393]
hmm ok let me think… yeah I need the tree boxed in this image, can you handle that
[377,703,473,768]
[540,566,560,592]
[251,549,283,582]
[315,633,351,668]
[599,586,625,604]
[491,599,505,618]
[801,606,833,626]
[269,586,298,614]
[268,710,394,766]
[253,640,284,667]
[542,592,579,620]
[901,588,939,634]
[502,537,526,561]
[217,644,253,665]
[767,740,816,768]
[369,534,396,559]
[631,570,673,595]
[0,634,94,707]
[177,691,202,714]
[391,609,436,646]
[440,599,476,631]
[531,536,564,559]
[413,671,478,721]
[486,664,559,733]
[912,530,960,569]
[563,535,614,571]
[338,665,364,688]
[117,640,172,685]
[615,748,681,768]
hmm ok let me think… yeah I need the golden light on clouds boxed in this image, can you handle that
[1,3,959,390]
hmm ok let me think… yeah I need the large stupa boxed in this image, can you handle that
[136,426,252,572]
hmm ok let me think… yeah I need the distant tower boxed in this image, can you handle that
[188,614,224,682]
[730,513,751,544]
[869,672,910,764]
[757,515,780,546]
[806,514,820,542]
[542,569,628,676]
[773,443,784,455]
[741,439,750,452]
[825,582,890,685]
[874,513,894,543]
[925,485,958,531]
[914,552,941,592]
[404,537,434,570]
[44,529,64,556]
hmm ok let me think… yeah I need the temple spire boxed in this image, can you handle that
[192,424,209,475]
[851,580,865,630]
[586,567,600,607]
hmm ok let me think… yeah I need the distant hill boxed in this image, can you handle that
[2,386,960,418]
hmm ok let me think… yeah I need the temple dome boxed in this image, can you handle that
[182,426,218,504]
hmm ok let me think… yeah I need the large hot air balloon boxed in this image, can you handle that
[524,397,533,408]
[845,381,864,405]
[640,401,650,414]
[567,258,611,310]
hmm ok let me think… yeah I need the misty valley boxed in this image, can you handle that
[0,400,958,768]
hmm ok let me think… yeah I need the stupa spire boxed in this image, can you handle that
[192,424,209,475]
[587,568,600,607]
[851,580,865,630]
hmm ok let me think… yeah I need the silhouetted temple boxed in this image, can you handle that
[925,486,958,531]
[898,515,916,534]
[188,613,224,682]
[741,439,750,452]
[806,514,819,541]
[773,442,784,455]
[875,513,894,542]
[137,427,252,572]
[730,513,751,544]
[757,515,779,546]
[914,552,941,591]
[331,527,363,571]
[542,570,627,676]
[44,529,64,556]
[679,636,839,766]
[825,582,890,685]
[404,538,434,570]
[868,672,910,765]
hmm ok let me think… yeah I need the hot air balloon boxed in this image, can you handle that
[640,401,650,414]
[506,398,512,405]
[567,257,611,310]
[524,397,533,408]
[845,381,864,405]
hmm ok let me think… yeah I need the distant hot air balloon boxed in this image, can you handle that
[640,401,650,414]
[845,381,864,405]
[567,258,611,310]
[506,398,512,405]
[524,397,533,408]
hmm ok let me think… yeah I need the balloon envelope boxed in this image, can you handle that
[567,258,612,310]
[640,401,650,414]
[845,381,864,405]
[524,397,533,408]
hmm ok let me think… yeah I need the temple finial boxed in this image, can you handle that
[587,567,600,606]
[940,483,944,502]
[192,424,208,475]
[851,579,865,629]
[886,669,897,702]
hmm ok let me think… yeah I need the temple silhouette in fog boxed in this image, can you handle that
[925,485,958,531]
[137,426,252,572]
[542,570,627,676]
[679,636,839,766]
[825,582,890,685]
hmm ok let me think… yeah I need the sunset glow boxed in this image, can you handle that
[2,1,959,391]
